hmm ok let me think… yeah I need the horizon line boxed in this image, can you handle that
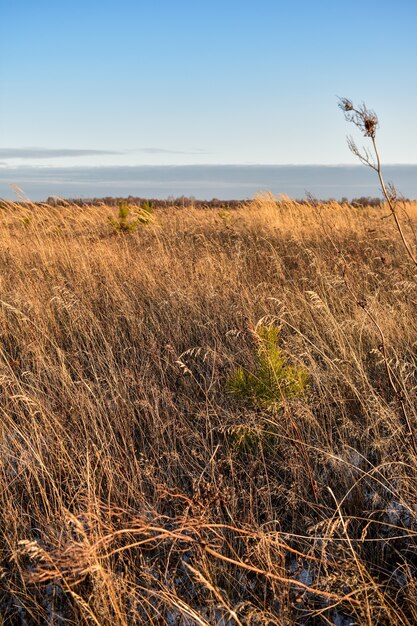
[1,162,417,169]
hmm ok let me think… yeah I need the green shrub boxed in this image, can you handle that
[108,200,154,232]
[218,209,234,226]
[227,324,308,411]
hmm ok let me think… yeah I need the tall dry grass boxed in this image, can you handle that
[0,194,416,625]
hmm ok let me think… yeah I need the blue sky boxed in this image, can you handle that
[1,0,417,169]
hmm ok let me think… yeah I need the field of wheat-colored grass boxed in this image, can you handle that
[0,194,416,625]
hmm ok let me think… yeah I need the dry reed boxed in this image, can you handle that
[0,194,416,624]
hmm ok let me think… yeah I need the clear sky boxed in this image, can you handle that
[1,0,417,169]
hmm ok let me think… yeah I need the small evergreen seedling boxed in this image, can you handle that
[108,201,154,232]
[228,325,308,411]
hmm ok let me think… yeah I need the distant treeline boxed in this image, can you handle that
[46,195,246,209]
[44,194,390,208]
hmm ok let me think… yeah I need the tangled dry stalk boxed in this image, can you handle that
[0,194,416,624]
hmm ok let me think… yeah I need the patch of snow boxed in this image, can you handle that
[333,613,356,626]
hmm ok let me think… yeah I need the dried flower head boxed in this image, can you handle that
[338,97,354,112]
[339,98,379,138]
[361,107,379,138]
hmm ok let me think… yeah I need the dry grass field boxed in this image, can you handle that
[0,194,417,625]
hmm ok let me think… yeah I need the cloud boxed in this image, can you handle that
[0,148,123,159]
[133,148,209,155]
[0,147,209,159]
[1,163,405,202]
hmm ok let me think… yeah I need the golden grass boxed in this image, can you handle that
[0,194,417,625]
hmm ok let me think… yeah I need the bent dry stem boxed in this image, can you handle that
[339,98,417,267]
